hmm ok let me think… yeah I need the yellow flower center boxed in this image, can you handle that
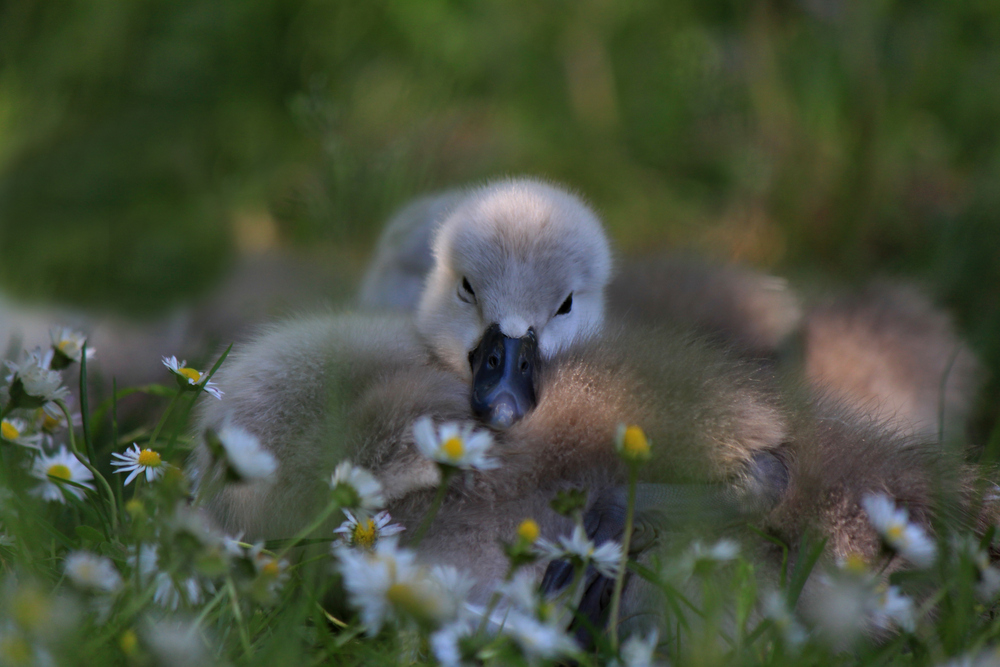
[621,425,650,460]
[177,367,202,384]
[57,340,74,354]
[261,560,281,578]
[0,636,31,666]
[137,449,162,468]
[35,409,61,432]
[75,562,96,581]
[46,464,72,481]
[1,421,19,440]
[119,629,139,657]
[886,524,905,543]
[125,498,145,518]
[843,552,868,574]
[353,519,378,548]
[12,588,49,631]
[386,582,426,618]
[441,437,465,460]
[517,519,540,543]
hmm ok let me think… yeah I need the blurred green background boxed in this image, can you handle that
[1,0,998,408]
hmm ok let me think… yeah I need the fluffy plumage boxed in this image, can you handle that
[194,177,984,637]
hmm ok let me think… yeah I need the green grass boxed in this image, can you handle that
[0,342,998,666]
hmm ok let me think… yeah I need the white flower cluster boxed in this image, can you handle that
[333,534,581,665]
[808,553,919,645]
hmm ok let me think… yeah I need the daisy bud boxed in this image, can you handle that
[615,423,651,462]
[119,630,139,657]
[517,519,540,545]
[330,461,385,511]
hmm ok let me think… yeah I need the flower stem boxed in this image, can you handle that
[476,564,517,636]
[608,463,638,650]
[56,398,118,533]
[276,497,343,561]
[226,576,253,657]
[409,467,453,547]
[147,389,182,451]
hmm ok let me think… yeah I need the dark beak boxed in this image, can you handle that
[469,323,539,428]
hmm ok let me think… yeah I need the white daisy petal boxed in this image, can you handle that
[5,348,68,407]
[49,327,94,365]
[162,355,224,399]
[862,493,937,568]
[412,416,498,471]
[535,525,623,579]
[216,426,277,482]
[334,538,450,635]
[64,551,122,594]
[619,629,661,667]
[29,446,95,503]
[333,509,405,550]
[330,461,385,510]
[503,610,578,661]
[0,417,43,449]
[110,443,167,486]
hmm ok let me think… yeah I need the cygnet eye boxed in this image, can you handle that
[458,277,476,304]
[556,293,573,316]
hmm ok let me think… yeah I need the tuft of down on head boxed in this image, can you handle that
[415,178,612,378]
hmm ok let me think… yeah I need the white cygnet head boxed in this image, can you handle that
[415,178,612,427]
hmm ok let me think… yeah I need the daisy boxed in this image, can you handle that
[689,538,740,563]
[215,425,276,482]
[498,570,541,613]
[413,416,498,471]
[64,551,122,594]
[617,629,661,667]
[503,610,578,663]
[333,509,405,550]
[161,356,223,399]
[0,624,53,667]
[431,618,479,667]
[951,535,1000,601]
[141,617,208,667]
[0,418,42,449]
[4,349,68,408]
[536,524,622,578]
[221,533,247,559]
[334,538,448,635]
[862,493,937,568]
[49,327,95,368]
[168,504,225,556]
[330,461,385,510]
[130,544,214,610]
[111,443,167,485]
[666,538,741,580]
[34,402,80,436]
[762,591,807,646]
[247,542,290,603]
[29,446,94,503]
[809,574,870,646]
[430,565,476,612]
[868,584,916,633]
